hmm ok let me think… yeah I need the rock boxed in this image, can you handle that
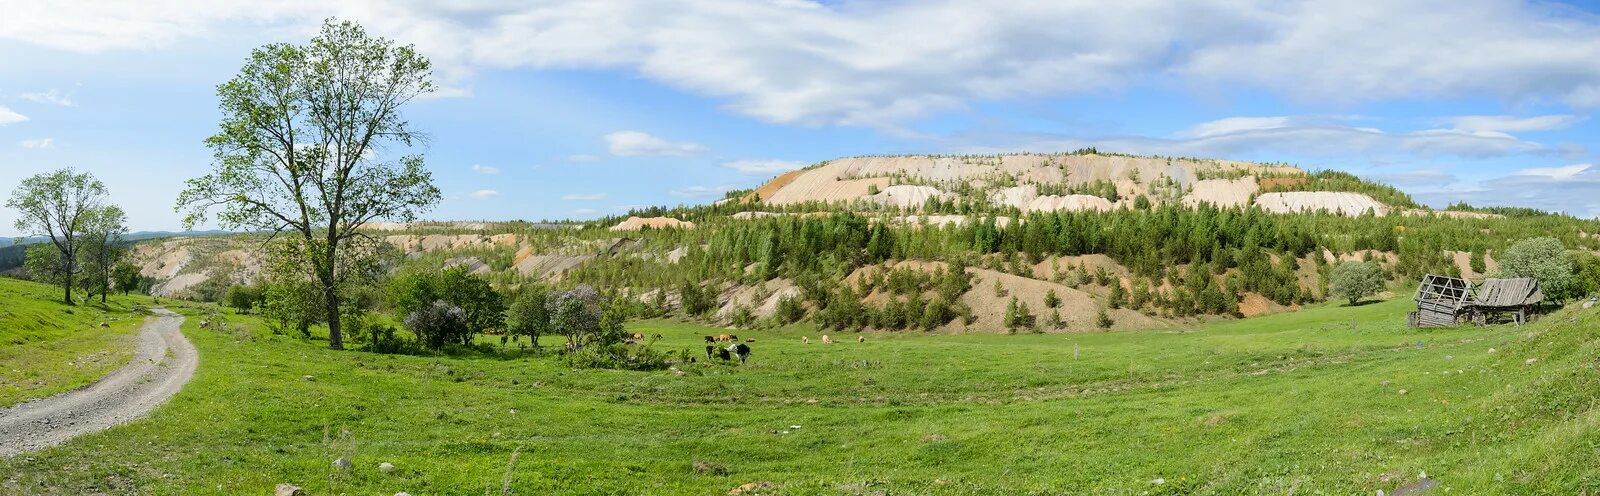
[1391,476,1438,495]
[274,483,304,496]
[304,375,316,382]
[379,462,396,473]
[332,457,351,470]
[1487,348,1496,354]
[1398,389,1409,395]
[728,481,776,495]
[1526,358,1538,365]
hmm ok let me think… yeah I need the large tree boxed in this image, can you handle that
[177,20,441,349]
[1330,260,1385,306]
[1499,237,1572,302]
[6,168,111,305]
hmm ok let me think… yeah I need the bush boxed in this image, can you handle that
[405,300,468,350]
[224,284,264,314]
[680,281,716,317]
[773,295,806,325]
[1499,237,1573,301]
[1096,306,1114,329]
[1329,261,1385,305]
[1044,288,1060,308]
[564,343,673,371]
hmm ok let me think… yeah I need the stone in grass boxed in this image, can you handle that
[274,483,304,496]
[379,462,396,473]
[728,481,776,495]
[304,375,316,382]
[1525,358,1538,365]
[332,457,351,470]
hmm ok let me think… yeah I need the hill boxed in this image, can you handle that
[94,153,1600,332]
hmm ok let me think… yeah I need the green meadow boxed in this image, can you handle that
[3,275,1599,494]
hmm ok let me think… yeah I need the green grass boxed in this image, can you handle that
[0,278,155,407]
[3,275,1599,493]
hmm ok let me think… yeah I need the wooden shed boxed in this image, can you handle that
[1408,275,1545,328]
[1466,277,1543,325]
[1410,274,1473,328]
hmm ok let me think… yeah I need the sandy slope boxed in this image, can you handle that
[0,309,195,457]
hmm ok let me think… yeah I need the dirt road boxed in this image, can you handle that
[0,309,195,457]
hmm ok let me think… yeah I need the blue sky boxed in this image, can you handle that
[3,0,1600,236]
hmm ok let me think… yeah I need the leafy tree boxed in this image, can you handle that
[547,285,607,349]
[679,281,715,317]
[177,20,441,349]
[77,206,128,304]
[224,284,265,314]
[1329,261,1384,305]
[112,261,145,295]
[405,300,468,350]
[773,295,806,325]
[437,267,505,340]
[506,285,550,349]
[263,278,326,337]
[1498,237,1573,301]
[7,168,112,304]
[23,244,66,288]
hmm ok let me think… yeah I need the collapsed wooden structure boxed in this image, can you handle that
[1409,274,1544,328]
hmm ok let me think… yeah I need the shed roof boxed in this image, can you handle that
[1472,278,1543,307]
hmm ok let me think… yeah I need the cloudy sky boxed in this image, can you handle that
[3,0,1600,235]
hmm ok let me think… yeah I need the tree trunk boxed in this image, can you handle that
[325,286,343,350]
[63,274,74,306]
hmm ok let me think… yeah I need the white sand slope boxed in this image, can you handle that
[1253,192,1389,217]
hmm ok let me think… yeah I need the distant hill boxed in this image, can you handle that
[0,230,234,272]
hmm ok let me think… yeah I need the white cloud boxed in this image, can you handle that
[19,89,75,107]
[1413,165,1600,218]
[1515,164,1591,180]
[0,106,27,125]
[470,164,500,175]
[571,208,598,216]
[468,189,500,199]
[722,159,806,175]
[561,193,607,201]
[606,130,705,157]
[19,138,53,149]
[968,115,1547,159]
[1443,115,1583,133]
[669,185,735,198]
[566,154,599,162]
[9,1,1600,126]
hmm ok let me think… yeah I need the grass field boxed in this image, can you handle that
[2,276,1599,494]
[0,281,154,408]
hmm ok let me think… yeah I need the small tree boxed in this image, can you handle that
[679,281,715,317]
[1329,261,1385,306]
[506,285,550,349]
[438,267,505,342]
[225,284,265,314]
[405,300,468,350]
[547,285,605,349]
[7,168,112,305]
[1044,288,1061,308]
[1499,237,1573,302]
[77,206,128,304]
[1096,306,1114,329]
[112,261,145,295]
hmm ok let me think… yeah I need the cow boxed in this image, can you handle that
[705,345,715,360]
[704,335,716,343]
[730,343,751,364]
[858,335,865,343]
[822,335,833,344]
[630,332,645,340]
[717,347,733,361]
[745,338,756,343]
[716,334,739,342]
[802,336,810,344]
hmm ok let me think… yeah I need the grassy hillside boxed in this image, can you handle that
[4,294,1598,493]
[0,277,156,407]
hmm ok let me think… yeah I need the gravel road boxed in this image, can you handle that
[0,309,195,457]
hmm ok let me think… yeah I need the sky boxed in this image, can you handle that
[3,0,1600,236]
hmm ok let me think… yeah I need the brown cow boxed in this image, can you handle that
[821,335,832,344]
[716,334,739,342]
[858,335,865,343]
[801,336,810,344]
[704,336,716,343]
[630,332,645,340]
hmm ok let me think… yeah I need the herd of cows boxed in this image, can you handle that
[687,333,867,365]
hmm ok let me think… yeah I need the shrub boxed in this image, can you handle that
[564,343,672,371]
[405,300,468,350]
[1329,261,1384,305]
[773,295,806,325]
[1044,288,1060,308]
[1499,237,1573,301]
[1096,306,1114,329]
[224,284,264,314]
